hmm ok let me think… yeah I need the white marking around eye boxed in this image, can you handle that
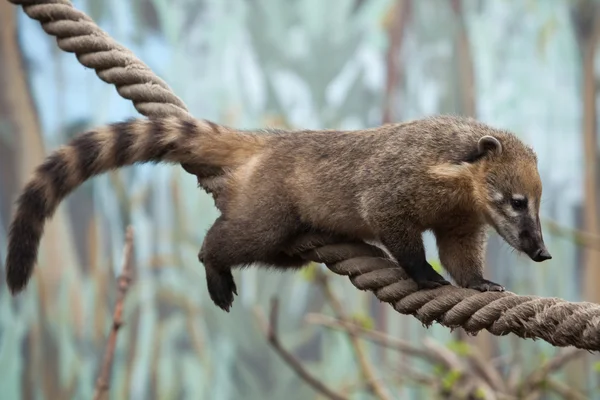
[505,206,519,218]
[492,191,504,202]
[512,193,525,201]
[487,205,519,246]
[529,198,537,220]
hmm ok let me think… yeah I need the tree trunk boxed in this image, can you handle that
[569,0,600,392]
[382,0,411,125]
[377,0,411,365]
[0,4,83,397]
[580,15,600,305]
[451,0,476,117]
[449,0,496,359]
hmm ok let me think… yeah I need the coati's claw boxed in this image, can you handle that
[206,271,238,312]
[466,278,505,292]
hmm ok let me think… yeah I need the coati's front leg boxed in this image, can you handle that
[434,224,504,291]
[379,227,451,289]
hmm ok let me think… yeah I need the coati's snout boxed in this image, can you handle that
[485,192,552,263]
[531,247,552,262]
[518,224,552,262]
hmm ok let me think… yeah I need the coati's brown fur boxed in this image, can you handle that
[5,115,551,311]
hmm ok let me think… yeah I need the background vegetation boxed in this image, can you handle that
[0,0,599,399]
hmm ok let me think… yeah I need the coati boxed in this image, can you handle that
[4,115,552,311]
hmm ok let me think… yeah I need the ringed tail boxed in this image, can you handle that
[5,116,265,294]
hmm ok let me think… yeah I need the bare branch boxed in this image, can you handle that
[465,344,508,393]
[254,299,347,400]
[93,226,135,400]
[422,338,464,372]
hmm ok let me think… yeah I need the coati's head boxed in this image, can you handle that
[471,135,551,262]
[429,130,551,263]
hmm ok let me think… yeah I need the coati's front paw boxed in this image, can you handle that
[206,271,238,312]
[466,278,505,292]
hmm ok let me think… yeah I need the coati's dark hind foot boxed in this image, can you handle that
[205,268,238,312]
[412,267,452,290]
[465,277,505,292]
[200,245,238,311]
[414,276,452,290]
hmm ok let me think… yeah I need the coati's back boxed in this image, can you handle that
[237,115,537,238]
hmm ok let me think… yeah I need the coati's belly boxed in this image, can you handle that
[300,205,377,240]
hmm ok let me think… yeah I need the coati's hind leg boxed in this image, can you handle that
[199,215,305,312]
[198,232,238,312]
[434,224,504,291]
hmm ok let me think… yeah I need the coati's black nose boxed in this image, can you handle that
[532,248,552,262]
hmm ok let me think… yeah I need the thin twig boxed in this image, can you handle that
[93,226,135,400]
[254,299,347,400]
[545,378,588,400]
[519,348,584,396]
[316,273,394,400]
[307,313,507,399]
[339,364,428,395]
[544,218,600,250]
[305,313,444,364]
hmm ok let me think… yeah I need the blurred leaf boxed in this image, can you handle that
[474,387,487,399]
[537,16,559,57]
[350,312,375,330]
[429,259,443,274]
[442,369,463,391]
[299,262,319,281]
[447,340,471,357]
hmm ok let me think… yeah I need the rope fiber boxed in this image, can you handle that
[8,0,600,352]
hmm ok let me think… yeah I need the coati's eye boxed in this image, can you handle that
[510,197,527,211]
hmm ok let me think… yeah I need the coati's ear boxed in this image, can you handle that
[462,135,503,164]
[477,135,502,158]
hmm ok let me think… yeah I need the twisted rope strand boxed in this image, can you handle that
[8,0,600,351]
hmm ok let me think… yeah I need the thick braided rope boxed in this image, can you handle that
[9,0,600,352]
[7,0,224,190]
[9,0,191,119]
[287,235,600,351]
